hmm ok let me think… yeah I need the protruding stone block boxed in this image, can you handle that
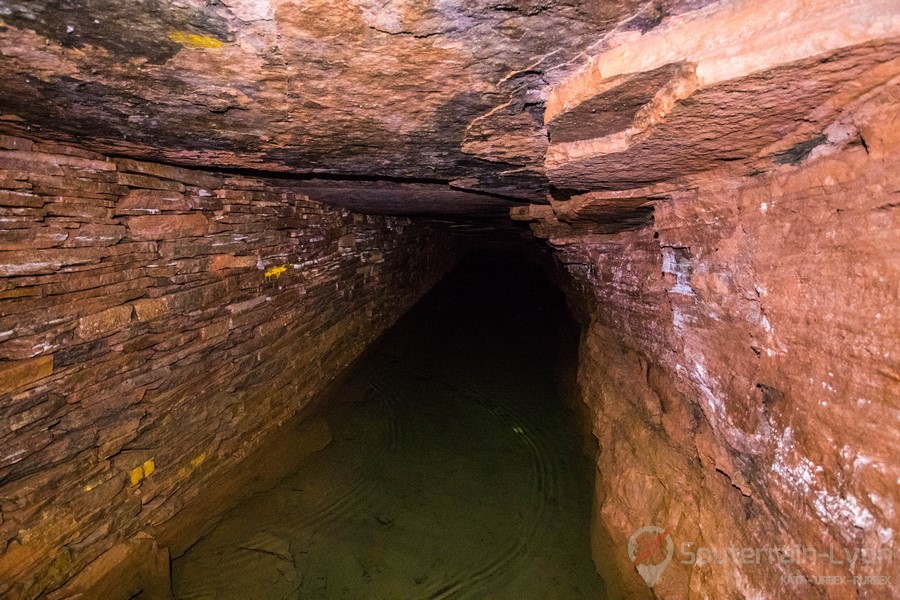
[132,297,170,322]
[77,305,134,340]
[126,214,209,240]
[0,355,54,395]
[115,190,192,215]
[209,254,257,271]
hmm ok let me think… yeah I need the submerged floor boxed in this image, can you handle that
[171,256,605,599]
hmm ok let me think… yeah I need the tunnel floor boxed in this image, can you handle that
[170,256,605,599]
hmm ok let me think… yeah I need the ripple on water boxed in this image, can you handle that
[173,285,604,600]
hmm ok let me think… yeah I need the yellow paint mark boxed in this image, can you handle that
[84,475,108,492]
[191,452,207,468]
[167,31,225,49]
[129,466,144,487]
[142,458,156,477]
[264,265,288,281]
[177,451,208,479]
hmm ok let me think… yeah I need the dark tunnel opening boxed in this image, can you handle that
[168,250,605,599]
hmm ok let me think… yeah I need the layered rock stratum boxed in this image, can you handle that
[0,0,898,597]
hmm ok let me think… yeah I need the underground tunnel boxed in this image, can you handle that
[0,0,898,598]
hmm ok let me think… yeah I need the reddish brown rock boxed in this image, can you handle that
[44,203,111,220]
[0,227,68,251]
[0,287,41,300]
[114,190,192,215]
[0,134,33,152]
[0,191,43,208]
[519,84,900,598]
[0,0,897,598]
[208,254,257,272]
[0,135,458,599]
[125,214,209,241]
[0,355,53,395]
[0,0,724,210]
[76,306,133,340]
[0,150,113,173]
[62,224,126,248]
[0,248,105,276]
[112,158,223,190]
[116,173,184,193]
[543,0,900,192]
[131,297,170,323]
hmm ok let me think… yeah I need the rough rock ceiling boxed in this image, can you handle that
[0,0,896,218]
[543,1,900,191]
[0,0,712,215]
[531,0,900,232]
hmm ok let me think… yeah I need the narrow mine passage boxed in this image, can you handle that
[170,253,605,599]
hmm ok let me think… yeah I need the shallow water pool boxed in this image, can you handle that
[172,257,606,599]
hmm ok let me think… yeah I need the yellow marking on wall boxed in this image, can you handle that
[177,451,208,479]
[127,458,156,487]
[84,476,108,492]
[167,31,225,49]
[129,465,144,487]
[191,452,207,468]
[264,265,288,281]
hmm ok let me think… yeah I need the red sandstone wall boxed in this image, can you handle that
[0,136,457,598]
[548,100,899,597]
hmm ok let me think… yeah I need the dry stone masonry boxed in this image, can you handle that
[0,136,457,598]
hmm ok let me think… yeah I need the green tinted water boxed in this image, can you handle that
[172,259,606,599]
